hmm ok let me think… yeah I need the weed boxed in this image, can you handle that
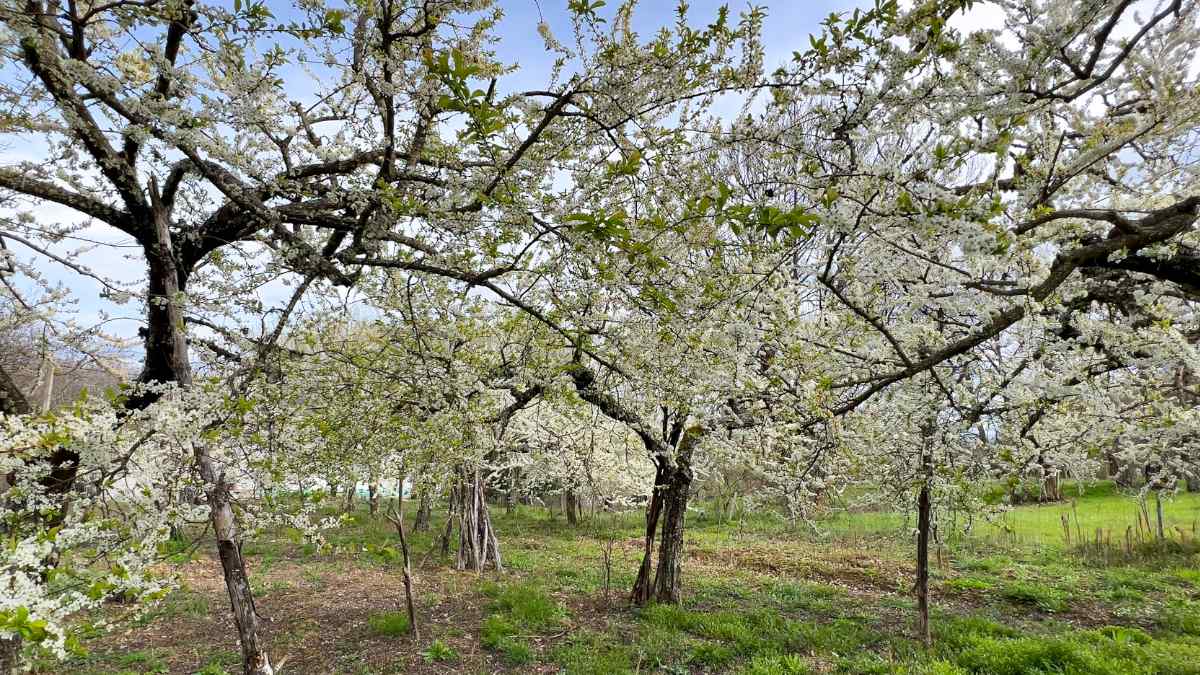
[1158,599,1200,636]
[1000,580,1069,612]
[768,581,847,615]
[481,580,564,629]
[551,630,636,674]
[111,649,168,674]
[367,611,411,637]
[739,653,812,675]
[248,578,292,599]
[420,639,459,663]
[943,576,993,593]
[688,640,738,669]
[481,614,535,665]
[834,652,895,674]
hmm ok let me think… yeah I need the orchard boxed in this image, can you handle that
[1,0,1198,673]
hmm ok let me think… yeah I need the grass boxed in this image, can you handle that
[112,649,168,672]
[479,581,564,665]
[739,653,812,674]
[366,611,412,637]
[420,639,459,663]
[999,580,1071,612]
[1159,599,1200,636]
[40,483,1200,674]
[977,483,1200,548]
[941,626,1200,675]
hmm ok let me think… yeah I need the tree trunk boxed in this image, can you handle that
[368,481,380,516]
[386,479,418,639]
[1038,452,1061,502]
[565,489,579,526]
[201,451,273,674]
[0,635,20,675]
[0,362,31,416]
[652,458,692,604]
[31,350,54,413]
[415,489,431,532]
[1043,474,1061,502]
[1155,490,1165,541]
[344,481,356,513]
[916,480,932,647]
[631,463,668,606]
[149,212,272,675]
[455,467,502,572]
[632,428,700,606]
[916,419,934,648]
[505,467,519,516]
[0,363,30,498]
[1105,447,1121,483]
[439,483,456,556]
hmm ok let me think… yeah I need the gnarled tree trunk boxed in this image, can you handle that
[632,428,700,606]
[631,462,669,606]
[454,466,502,572]
[651,459,692,604]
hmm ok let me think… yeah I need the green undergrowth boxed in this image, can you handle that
[480,581,565,665]
[367,611,412,636]
[545,606,1200,674]
[42,484,1200,674]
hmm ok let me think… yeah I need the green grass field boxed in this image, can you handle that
[35,482,1200,674]
[818,481,1200,549]
[981,488,1200,548]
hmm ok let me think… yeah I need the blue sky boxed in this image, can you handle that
[491,0,852,84]
[6,0,854,351]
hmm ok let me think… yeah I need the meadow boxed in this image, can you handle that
[35,483,1200,674]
